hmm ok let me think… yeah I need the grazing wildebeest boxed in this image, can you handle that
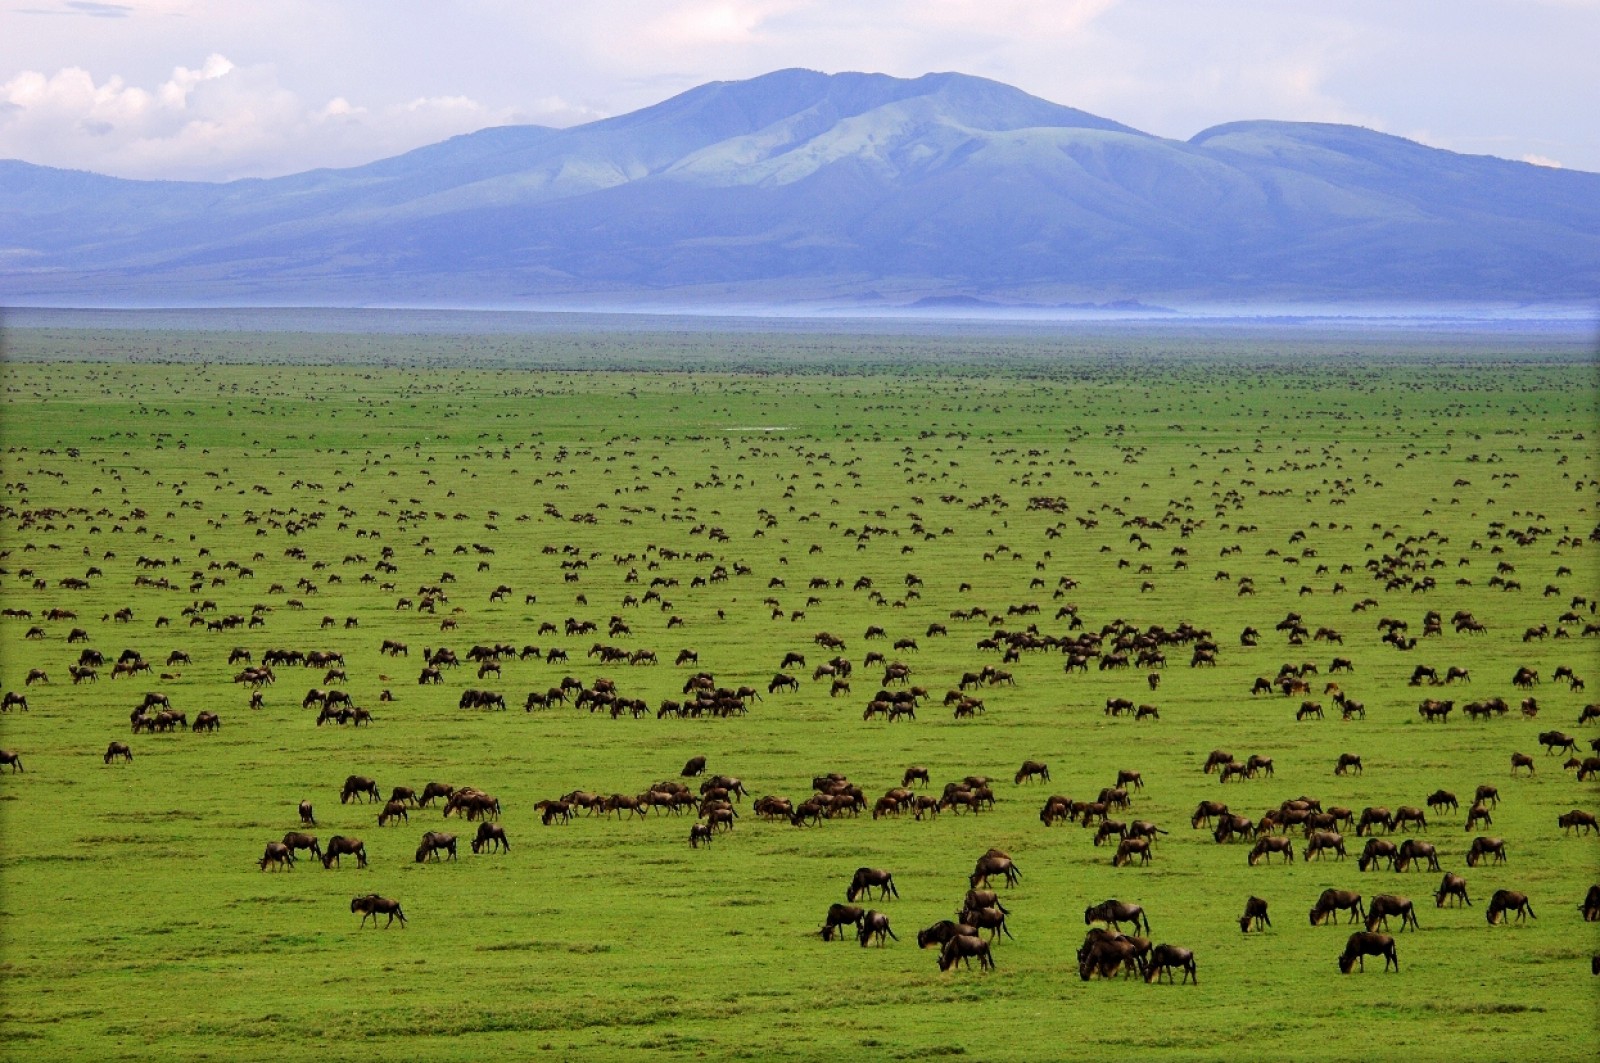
[1366,895,1419,932]
[1014,760,1050,785]
[902,765,930,788]
[1426,790,1457,814]
[1510,753,1536,776]
[415,831,457,862]
[937,934,995,972]
[1358,838,1399,872]
[962,889,1009,916]
[259,841,294,871]
[1334,753,1363,776]
[971,851,1020,889]
[417,781,454,808]
[104,741,133,764]
[377,800,409,826]
[681,755,707,777]
[959,905,1014,941]
[857,910,897,947]
[0,749,22,773]
[192,711,220,733]
[2,691,29,712]
[1465,835,1507,867]
[1436,873,1472,908]
[1339,932,1398,973]
[820,903,865,941]
[1396,839,1440,872]
[1464,803,1494,831]
[471,822,509,853]
[341,775,380,804]
[1078,933,1146,980]
[1304,831,1347,861]
[1248,835,1294,866]
[1113,836,1153,867]
[1239,896,1271,932]
[917,920,978,949]
[1144,944,1197,984]
[847,867,899,902]
[1356,807,1392,836]
[321,836,367,869]
[1582,885,1600,922]
[351,894,407,928]
[1191,801,1229,829]
[1310,889,1365,926]
[281,832,321,861]
[1486,889,1535,925]
[1084,899,1150,934]
[298,800,315,825]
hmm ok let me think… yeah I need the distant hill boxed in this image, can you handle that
[2,68,1596,308]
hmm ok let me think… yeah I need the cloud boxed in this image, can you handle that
[0,55,535,180]
[1521,153,1563,168]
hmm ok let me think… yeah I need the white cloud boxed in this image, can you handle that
[0,55,533,180]
[1521,153,1563,168]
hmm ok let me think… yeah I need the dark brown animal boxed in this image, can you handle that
[1486,889,1535,925]
[1366,894,1420,932]
[1239,896,1271,932]
[1435,873,1471,908]
[104,741,133,764]
[321,835,367,868]
[1338,931,1398,973]
[1310,889,1365,926]
[1144,943,1197,984]
[351,894,407,928]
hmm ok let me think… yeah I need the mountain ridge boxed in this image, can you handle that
[2,69,1595,307]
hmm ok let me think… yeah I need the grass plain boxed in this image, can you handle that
[0,319,1597,1062]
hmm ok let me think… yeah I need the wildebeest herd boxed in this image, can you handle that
[1,345,1597,1059]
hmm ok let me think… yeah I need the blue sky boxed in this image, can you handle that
[3,0,1594,181]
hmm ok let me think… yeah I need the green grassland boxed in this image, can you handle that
[0,322,1597,1062]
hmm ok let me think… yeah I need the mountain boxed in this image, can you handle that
[2,68,1596,308]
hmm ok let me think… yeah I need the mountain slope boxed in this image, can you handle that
[1,69,1595,306]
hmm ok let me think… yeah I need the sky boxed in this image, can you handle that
[2,0,1595,182]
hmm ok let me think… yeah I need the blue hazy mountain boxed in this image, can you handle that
[2,68,1595,307]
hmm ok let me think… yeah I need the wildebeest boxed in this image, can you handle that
[820,903,865,941]
[0,749,23,773]
[341,775,380,804]
[971,851,1020,889]
[1559,809,1598,835]
[1395,839,1440,872]
[321,835,367,869]
[259,841,294,871]
[1539,730,1577,756]
[1113,836,1153,867]
[104,741,133,764]
[917,920,978,949]
[1304,831,1347,861]
[415,831,457,862]
[681,755,707,777]
[281,832,321,861]
[937,934,995,972]
[298,800,315,825]
[1426,789,1457,814]
[902,765,930,788]
[1014,760,1050,784]
[1084,899,1150,934]
[1239,896,1271,932]
[1338,931,1398,973]
[1486,889,1535,925]
[1,691,28,712]
[1465,835,1507,867]
[1334,753,1363,776]
[1144,943,1197,984]
[351,894,407,928]
[377,799,409,826]
[1436,873,1472,908]
[1582,885,1600,922]
[1248,835,1294,865]
[1366,894,1419,932]
[959,905,1014,941]
[847,867,899,902]
[1310,889,1365,926]
[470,822,509,853]
[857,910,897,947]
[1358,838,1399,872]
